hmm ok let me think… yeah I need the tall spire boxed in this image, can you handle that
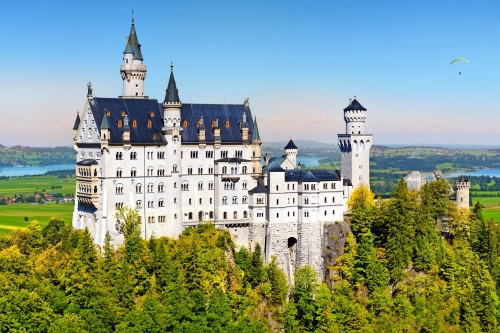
[123,16,143,60]
[252,116,261,141]
[164,62,180,103]
[100,113,110,129]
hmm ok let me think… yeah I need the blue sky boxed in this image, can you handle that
[1,0,499,146]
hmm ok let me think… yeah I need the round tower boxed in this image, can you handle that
[120,17,147,98]
[284,138,298,168]
[338,97,373,189]
[455,176,470,210]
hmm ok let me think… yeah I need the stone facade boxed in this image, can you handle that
[455,176,470,210]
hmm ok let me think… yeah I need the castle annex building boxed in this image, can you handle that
[72,19,373,277]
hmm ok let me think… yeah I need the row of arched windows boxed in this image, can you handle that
[77,168,96,177]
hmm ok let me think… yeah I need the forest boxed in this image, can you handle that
[0,179,499,332]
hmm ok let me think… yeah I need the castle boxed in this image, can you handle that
[72,19,373,277]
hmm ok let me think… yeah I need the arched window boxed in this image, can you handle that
[242,166,247,174]
[223,212,227,219]
[117,120,122,128]
[150,111,155,117]
[233,211,238,219]
[135,184,142,193]
[222,166,227,174]
[222,197,228,205]
[132,120,137,128]
[182,119,188,128]
[136,200,142,209]
[243,211,248,218]
[324,210,327,216]
[209,211,214,219]
[188,212,193,220]
[147,120,152,128]
[225,120,230,128]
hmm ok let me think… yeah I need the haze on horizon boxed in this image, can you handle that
[1,0,499,147]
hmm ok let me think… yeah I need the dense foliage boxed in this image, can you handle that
[1,182,500,332]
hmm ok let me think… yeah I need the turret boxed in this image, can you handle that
[161,63,182,139]
[455,176,470,210]
[251,111,263,180]
[100,112,111,150]
[344,97,367,134]
[120,17,147,99]
[284,138,298,168]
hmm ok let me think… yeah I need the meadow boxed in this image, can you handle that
[0,201,73,235]
[473,197,500,222]
[0,175,75,197]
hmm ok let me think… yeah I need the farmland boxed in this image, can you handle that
[0,175,75,198]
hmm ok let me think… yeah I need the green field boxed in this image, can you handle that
[0,202,73,235]
[0,175,75,198]
[473,197,500,222]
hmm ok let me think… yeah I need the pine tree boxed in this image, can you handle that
[385,178,416,282]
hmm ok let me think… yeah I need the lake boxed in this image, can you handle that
[444,169,500,178]
[261,157,326,168]
[0,164,75,177]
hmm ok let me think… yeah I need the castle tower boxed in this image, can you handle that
[161,63,183,235]
[338,98,373,189]
[250,105,263,181]
[120,17,147,98]
[455,176,470,210]
[284,138,298,168]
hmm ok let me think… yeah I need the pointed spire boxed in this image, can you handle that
[101,112,110,130]
[285,138,297,150]
[123,17,143,60]
[164,62,180,103]
[252,116,260,141]
[73,111,81,130]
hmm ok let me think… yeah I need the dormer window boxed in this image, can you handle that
[225,120,230,128]
[182,120,188,128]
[211,120,216,128]
[147,120,152,128]
[106,111,111,117]
[121,111,126,117]
[132,120,137,128]
[150,111,154,117]
[196,120,201,128]
[168,89,172,93]
[117,120,122,128]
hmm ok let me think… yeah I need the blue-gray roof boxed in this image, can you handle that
[285,139,297,150]
[179,104,255,143]
[73,112,80,130]
[252,117,260,141]
[76,159,98,166]
[285,169,340,182]
[263,159,285,172]
[344,99,366,111]
[123,20,143,60]
[90,98,165,145]
[88,98,255,145]
[249,184,267,193]
[100,113,110,129]
[164,66,180,103]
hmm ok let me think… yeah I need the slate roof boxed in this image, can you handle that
[252,117,260,141]
[249,183,267,193]
[263,159,285,172]
[179,104,255,143]
[215,157,250,163]
[88,98,255,145]
[343,98,367,111]
[343,179,353,186]
[285,139,298,150]
[73,112,80,130]
[76,159,98,166]
[89,98,165,145]
[100,113,110,129]
[123,19,143,60]
[164,66,180,103]
[284,169,340,182]
[458,175,469,182]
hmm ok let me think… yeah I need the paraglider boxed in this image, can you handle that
[450,58,468,74]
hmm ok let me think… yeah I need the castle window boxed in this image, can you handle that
[210,198,213,204]
[324,210,327,216]
[136,200,142,209]
[304,211,309,217]
[199,198,202,204]
[182,120,188,128]
[121,111,126,117]
[233,197,238,204]
[222,197,228,205]
[189,199,192,205]
[136,184,142,193]
[242,181,247,190]
[242,196,248,204]
[158,199,164,207]
[276,213,279,218]
[324,197,327,203]
[150,111,154,117]
[276,185,279,191]
[132,120,137,128]
[106,111,111,116]
[243,211,248,218]
[158,183,164,192]
[288,184,290,190]
[242,166,247,174]
[225,120,230,128]
[293,211,295,216]
[209,211,214,219]
[332,197,335,203]
[147,120,152,128]
[276,199,279,205]
[117,120,122,128]
[223,212,227,219]
[189,213,193,220]
[130,169,136,177]
[211,120,216,128]
[234,211,238,219]
[196,119,201,128]
[332,210,335,215]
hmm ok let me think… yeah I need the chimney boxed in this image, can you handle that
[264,154,270,167]
[123,115,131,143]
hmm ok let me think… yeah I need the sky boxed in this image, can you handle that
[1,0,499,147]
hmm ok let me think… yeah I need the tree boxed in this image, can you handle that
[384,179,416,282]
[347,184,375,213]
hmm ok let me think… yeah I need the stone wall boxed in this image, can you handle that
[322,220,351,287]
[296,221,323,276]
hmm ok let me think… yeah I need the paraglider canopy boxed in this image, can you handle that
[450,58,469,65]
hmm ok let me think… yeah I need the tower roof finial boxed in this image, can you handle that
[170,61,173,73]
[132,9,134,24]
